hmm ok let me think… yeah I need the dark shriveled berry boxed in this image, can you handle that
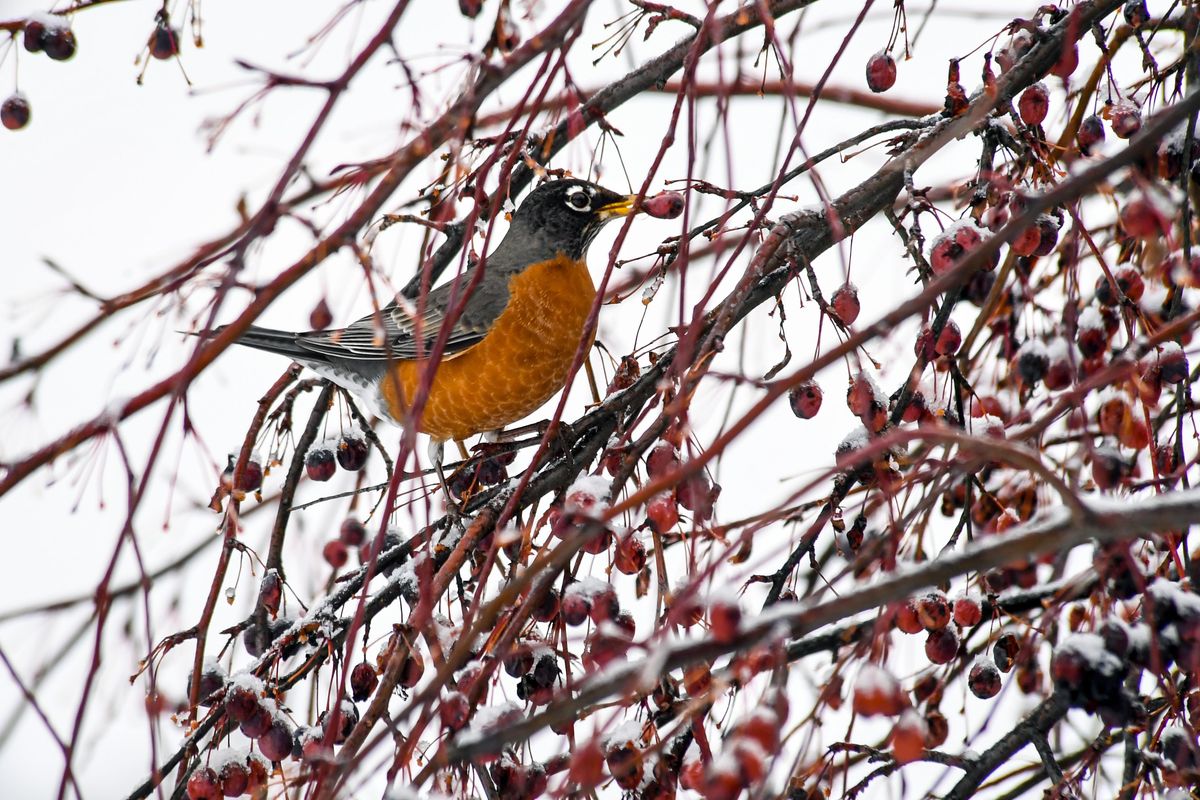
[150,23,180,60]
[351,661,378,702]
[336,434,370,471]
[42,26,77,60]
[23,20,46,53]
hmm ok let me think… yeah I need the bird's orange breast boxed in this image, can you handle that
[380,254,597,442]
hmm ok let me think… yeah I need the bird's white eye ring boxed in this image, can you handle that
[565,187,592,211]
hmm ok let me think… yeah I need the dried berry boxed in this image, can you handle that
[993,632,1021,672]
[149,22,180,60]
[351,661,378,702]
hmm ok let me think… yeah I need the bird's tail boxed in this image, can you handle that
[226,325,329,364]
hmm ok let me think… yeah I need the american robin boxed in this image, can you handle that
[231,179,640,465]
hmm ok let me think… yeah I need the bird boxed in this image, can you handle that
[229,178,641,470]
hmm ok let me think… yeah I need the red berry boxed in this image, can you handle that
[1051,42,1079,79]
[1092,445,1132,490]
[149,22,180,60]
[240,703,273,739]
[569,740,605,787]
[646,442,680,480]
[647,492,679,532]
[440,690,470,729]
[642,191,685,219]
[613,534,646,575]
[323,540,349,569]
[336,433,370,471]
[532,586,560,622]
[350,661,378,702]
[830,283,860,326]
[684,663,712,697]
[917,592,951,631]
[606,744,644,791]
[891,710,928,764]
[257,570,281,616]
[788,379,823,419]
[309,298,333,330]
[853,664,907,716]
[1033,215,1061,257]
[1121,198,1168,238]
[1018,83,1050,126]
[1077,114,1106,154]
[895,600,924,634]
[339,518,367,546]
[1,94,31,131]
[1010,224,1042,257]
[968,658,1002,698]
[561,593,591,626]
[953,595,983,627]
[225,684,261,723]
[459,0,484,17]
[218,759,249,797]
[305,447,336,481]
[709,598,742,643]
[186,766,221,800]
[258,718,293,762]
[399,648,425,688]
[866,52,897,93]
[924,627,959,664]
[935,321,962,356]
[677,472,718,522]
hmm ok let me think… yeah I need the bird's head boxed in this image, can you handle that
[504,178,637,259]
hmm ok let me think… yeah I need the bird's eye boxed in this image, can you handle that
[566,190,591,211]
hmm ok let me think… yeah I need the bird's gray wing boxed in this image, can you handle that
[291,271,511,362]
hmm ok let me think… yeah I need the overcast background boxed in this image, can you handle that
[0,1,1130,796]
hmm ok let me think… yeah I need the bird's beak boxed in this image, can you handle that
[596,195,639,221]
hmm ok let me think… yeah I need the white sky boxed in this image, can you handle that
[0,1,1149,797]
